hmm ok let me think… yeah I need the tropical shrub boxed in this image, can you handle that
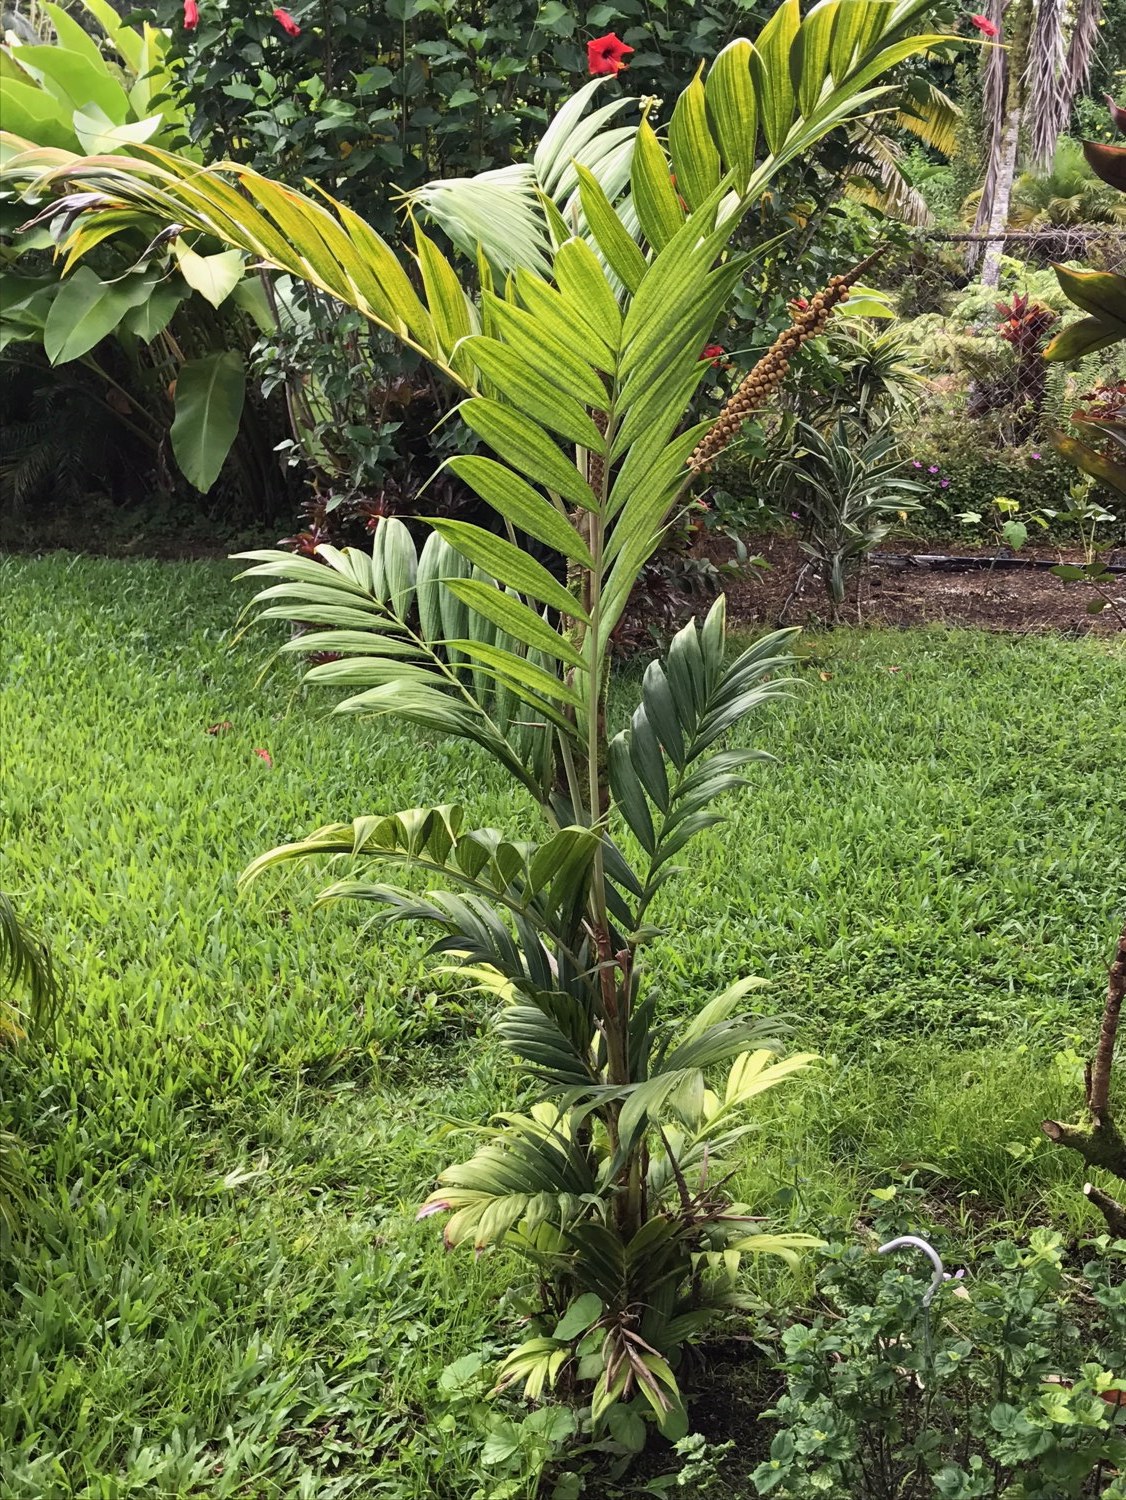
[152,0,788,238]
[0,0,293,519]
[1044,136,1126,501]
[895,414,1125,540]
[0,0,964,1436]
[774,418,924,611]
[753,1202,1126,1499]
[1010,136,1126,233]
[250,276,477,536]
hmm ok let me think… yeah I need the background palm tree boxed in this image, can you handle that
[972,0,1104,285]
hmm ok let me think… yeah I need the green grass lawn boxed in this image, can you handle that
[2,554,1124,1498]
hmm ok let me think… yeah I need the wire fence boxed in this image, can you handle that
[879,228,1126,441]
[906,227,1126,275]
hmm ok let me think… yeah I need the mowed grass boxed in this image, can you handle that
[1,553,1124,1498]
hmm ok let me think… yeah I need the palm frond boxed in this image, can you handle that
[845,129,934,226]
[1024,0,1069,170]
[894,81,961,156]
[1063,0,1103,119]
[1,891,63,1046]
[405,79,638,277]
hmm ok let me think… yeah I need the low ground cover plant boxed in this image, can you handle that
[753,1189,1126,1499]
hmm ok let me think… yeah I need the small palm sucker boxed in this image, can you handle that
[689,247,889,474]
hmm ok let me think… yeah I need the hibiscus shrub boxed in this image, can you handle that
[151,0,786,239]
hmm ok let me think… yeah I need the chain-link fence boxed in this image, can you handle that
[909,227,1126,275]
[880,228,1126,447]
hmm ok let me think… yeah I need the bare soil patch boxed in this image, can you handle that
[708,534,1126,635]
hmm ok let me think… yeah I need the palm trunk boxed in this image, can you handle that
[980,105,1022,288]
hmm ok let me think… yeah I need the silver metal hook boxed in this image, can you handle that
[877,1234,946,1308]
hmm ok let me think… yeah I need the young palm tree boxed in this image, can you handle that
[0,0,964,1429]
[971,0,1104,285]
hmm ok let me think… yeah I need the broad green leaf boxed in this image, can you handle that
[834,37,954,102]
[793,0,840,117]
[121,281,184,341]
[628,705,669,812]
[44,4,113,71]
[170,350,246,492]
[1083,140,1126,192]
[1044,315,1126,362]
[553,1292,603,1342]
[43,266,149,364]
[76,0,144,70]
[705,40,757,190]
[641,661,685,769]
[459,397,599,511]
[73,108,163,154]
[374,516,418,617]
[630,118,684,251]
[723,1049,817,1109]
[617,1071,696,1151]
[445,579,586,669]
[427,518,589,622]
[486,294,610,409]
[553,237,622,343]
[0,79,76,151]
[13,44,130,123]
[669,68,721,210]
[277,631,420,658]
[830,0,882,80]
[416,531,454,642]
[513,269,616,373]
[609,733,655,853]
[414,223,474,362]
[1052,434,1126,495]
[727,1231,825,1266]
[575,164,647,294]
[174,242,245,309]
[447,455,594,565]
[1051,265,1126,325]
[465,337,605,451]
[329,194,436,347]
[230,277,274,333]
[750,0,802,155]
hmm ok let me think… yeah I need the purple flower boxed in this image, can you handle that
[928,465,939,474]
[791,511,800,519]
[940,478,950,488]
[912,460,923,468]
[1031,452,1041,460]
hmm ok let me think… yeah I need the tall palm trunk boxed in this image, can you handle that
[980,104,1022,287]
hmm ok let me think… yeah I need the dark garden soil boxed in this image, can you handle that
[703,534,1126,636]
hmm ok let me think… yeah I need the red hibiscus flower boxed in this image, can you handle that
[700,343,726,366]
[969,12,999,37]
[273,6,301,36]
[183,0,199,28]
[587,32,632,75]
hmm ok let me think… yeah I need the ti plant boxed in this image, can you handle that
[0,1,962,1432]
